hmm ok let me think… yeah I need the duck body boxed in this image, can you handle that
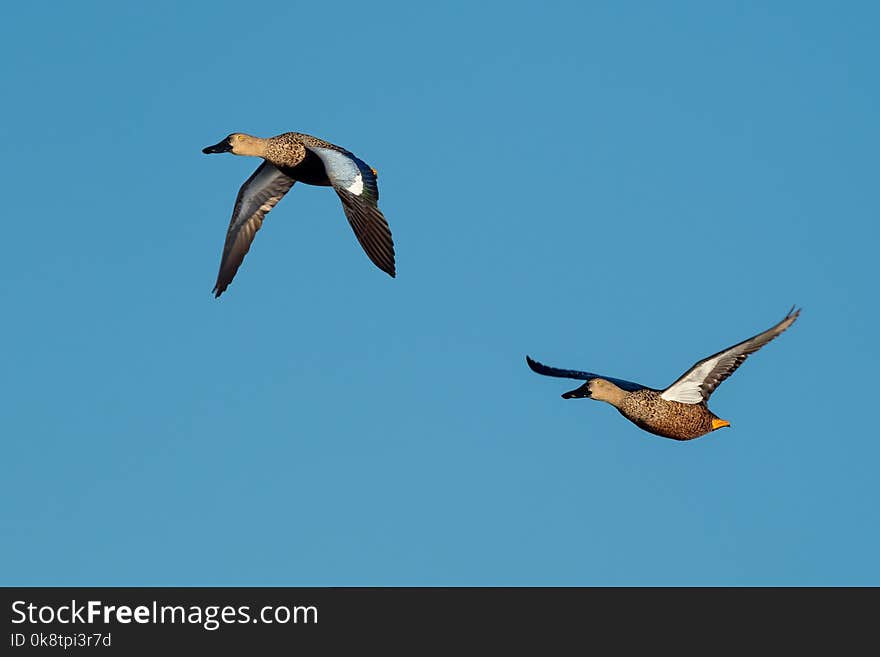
[559,379,725,441]
[275,146,333,187]
[618,390,719,441]
[260,133,340,186]
[202,131,394,297]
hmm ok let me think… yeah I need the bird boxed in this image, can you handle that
[202,131,395,297]
[526,307,800,440]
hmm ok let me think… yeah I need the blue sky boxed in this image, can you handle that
[1,1,877,585]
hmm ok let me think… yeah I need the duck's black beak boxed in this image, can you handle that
[202,138,232,154]
[562,382,592,399]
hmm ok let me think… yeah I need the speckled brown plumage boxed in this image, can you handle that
[526,307,800,441]
[617,390,719,441]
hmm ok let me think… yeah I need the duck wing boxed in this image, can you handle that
[213,162,297,297]
[307,146,396,277]
[660,307,800,404]
[525,356,648,393]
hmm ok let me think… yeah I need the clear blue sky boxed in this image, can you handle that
[1,1,877,586]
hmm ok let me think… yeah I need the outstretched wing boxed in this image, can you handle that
[525,356,648,393]
[660,307,801,404]
[307,146,396,277]
[213,162,296,297]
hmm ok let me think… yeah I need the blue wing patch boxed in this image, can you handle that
[308,147,379,203]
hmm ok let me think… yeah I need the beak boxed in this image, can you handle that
[202,138,232,154]
[711,418,731,430]
[562,382,592,399]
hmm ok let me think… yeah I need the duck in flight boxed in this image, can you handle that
[526,307,800,440]
[202,131,396,297]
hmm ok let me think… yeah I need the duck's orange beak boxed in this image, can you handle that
[711,418,731,430]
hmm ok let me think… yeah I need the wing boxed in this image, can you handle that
[307,146,396,277]
[660,307,801,404]
[213,162,296,297]
[525,356,648,393]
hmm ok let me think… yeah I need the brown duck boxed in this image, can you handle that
[526,307,800,440]
[202,131,395,297]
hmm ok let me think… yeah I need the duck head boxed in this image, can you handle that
[202,133,266,157]
[563,378,627,406]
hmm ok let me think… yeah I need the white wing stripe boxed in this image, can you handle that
[346,174,364,195]
[660,359,717,403]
